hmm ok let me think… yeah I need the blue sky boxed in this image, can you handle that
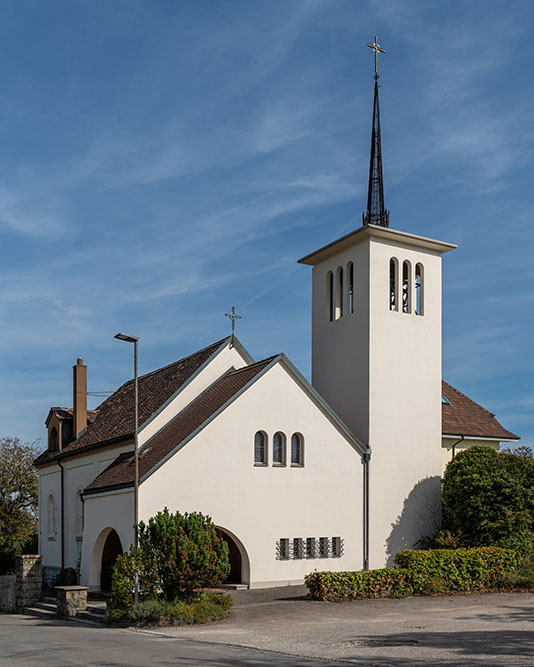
[1,0,532,448]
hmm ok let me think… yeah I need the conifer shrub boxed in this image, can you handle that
[139,508,230,600]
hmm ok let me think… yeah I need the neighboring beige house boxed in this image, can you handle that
[34,59,519,589]
[441,381,519,474]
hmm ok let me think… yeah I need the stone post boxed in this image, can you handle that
[55,586,89,618]
[15,555,42,612]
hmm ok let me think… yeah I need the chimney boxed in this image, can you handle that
[73,357,87,438]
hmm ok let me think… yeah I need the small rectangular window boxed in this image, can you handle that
[293,538,304,559]
[331,537,342,558]
[306,537,316,559]
[318,537,328,558]
[278,538,290,560]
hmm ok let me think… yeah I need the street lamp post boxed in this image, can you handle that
[114,332,140,605]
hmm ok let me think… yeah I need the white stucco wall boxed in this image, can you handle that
[80,488,134,590]
[37,441,133,575]
[140,361,363,588]
[441,437,500,475]
[308,227,453,568]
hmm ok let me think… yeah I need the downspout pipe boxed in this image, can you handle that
[450,435,464,460]
[57,460,65,569]
[363,448,372,571]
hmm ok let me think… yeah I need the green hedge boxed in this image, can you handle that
[305,568,414,601]
[395,546,521,592]
[305,547,521,601]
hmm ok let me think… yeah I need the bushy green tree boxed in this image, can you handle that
[442,446,534,551]
[0,437,40,573]
[139,508,230,600]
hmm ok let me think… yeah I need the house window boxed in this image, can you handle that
[442,395,452,406]
[254,431,267,465]
[293,538,304,559]
[273,432,286,466]
[327,271,334,321]
[390,258,398,311]
[402,261,411,313]
[331,537,343,558]
[348,262,354,314]
[335,267,343,319]
[306,537,316,559]
[47,494,56,540]
[415,263,424,316]
[318,537,328,558]
[291,433,304,466]
[75,490,84,539]
[48,427,59,451]
[278,538,290,560]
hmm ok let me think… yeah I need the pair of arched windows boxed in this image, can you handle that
[254,431,304,466]
[327,262,354,321]
[390,258,424,315]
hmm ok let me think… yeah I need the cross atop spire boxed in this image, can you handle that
[363,35,389,228]
[367,36,386,80]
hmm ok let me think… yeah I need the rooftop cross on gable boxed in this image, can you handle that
[225,306,242,347]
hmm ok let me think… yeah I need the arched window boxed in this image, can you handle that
[254,431,267,465]
[415,263,424,316]
[347,262,354,314]
[327,272,334,322]
[273,432,286,466]
[75,490,84,538]
[389,258,398,311]
[335,267,343,319]
[49,427,59,451]
[402,261,411,313]
[291,433,304,466]
[47,494,56,539]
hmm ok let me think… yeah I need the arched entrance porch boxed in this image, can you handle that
[215,527,249,585]
[89,527,123,592]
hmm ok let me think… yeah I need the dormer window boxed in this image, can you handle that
[48,427,59,451]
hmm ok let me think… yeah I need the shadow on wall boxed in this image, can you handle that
[385,476,441,566]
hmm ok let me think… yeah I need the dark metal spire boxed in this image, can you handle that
[363,36,389,228]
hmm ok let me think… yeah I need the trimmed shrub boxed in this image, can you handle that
[163,592,233,624]
[394,547,521,592]
[110,545,159,612]
[497,553,534,591]
[107,592,233,626]
[305,547,522,601]
[55,567,78,586]
[127,599,164,623]
[139,508,230,600]
[305,568,414,601]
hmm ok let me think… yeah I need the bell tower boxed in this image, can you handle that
[299,38,456,567]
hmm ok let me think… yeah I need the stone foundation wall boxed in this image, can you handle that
[15,555,42,611]
[0,575,16,612]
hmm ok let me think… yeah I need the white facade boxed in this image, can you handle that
[301,225,456,567]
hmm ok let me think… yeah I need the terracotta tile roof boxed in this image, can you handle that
[442,381,519,440]
[34,338,229,467]
[84,357,275,494]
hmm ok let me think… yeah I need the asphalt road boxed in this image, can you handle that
[154,586,534,666]
[0,614,345,667]
[1,587,534,666]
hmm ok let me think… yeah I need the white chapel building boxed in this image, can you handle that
[35,51,518,591]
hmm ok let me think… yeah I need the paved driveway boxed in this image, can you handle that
[145,586,534,665]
